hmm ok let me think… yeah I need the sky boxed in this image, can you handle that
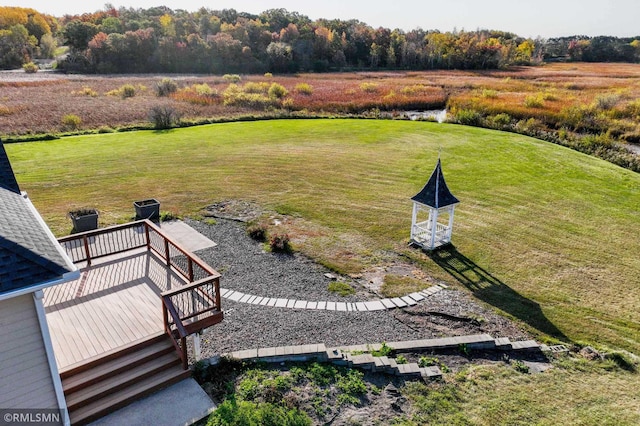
[5,0,640,39]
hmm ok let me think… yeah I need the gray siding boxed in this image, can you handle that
[0,294,59,409]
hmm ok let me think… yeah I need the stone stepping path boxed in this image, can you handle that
[159,220,448,313]
[218,334,543,381]
[219,283,447,311]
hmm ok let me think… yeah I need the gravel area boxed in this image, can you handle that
[187,218,531,356]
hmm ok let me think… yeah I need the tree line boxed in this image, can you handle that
[1,6,639,73]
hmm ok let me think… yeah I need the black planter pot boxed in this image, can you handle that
[69,210,98,233]
[134,198,160,220]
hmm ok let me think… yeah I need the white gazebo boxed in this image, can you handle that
[410,158,459,250]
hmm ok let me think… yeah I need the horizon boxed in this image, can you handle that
[3,0,640,40]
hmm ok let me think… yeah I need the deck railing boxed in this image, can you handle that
[58,220,223,369]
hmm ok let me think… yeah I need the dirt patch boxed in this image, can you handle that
[203,199,263,222]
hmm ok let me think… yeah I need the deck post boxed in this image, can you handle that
[181,336,188,370]
[164,238,170,266]
[82,235,91,266]
[215,277,221,311]
[144,222,151,251]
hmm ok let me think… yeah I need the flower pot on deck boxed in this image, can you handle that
[68,208,99,233]
[134,198,160,220]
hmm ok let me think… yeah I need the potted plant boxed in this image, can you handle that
[68,208,98,233]
[134,198,160,220]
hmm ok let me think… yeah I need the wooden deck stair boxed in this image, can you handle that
[61,332,191,425]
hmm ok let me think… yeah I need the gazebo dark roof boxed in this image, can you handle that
[0,144,75,295]
[411,158,459,209]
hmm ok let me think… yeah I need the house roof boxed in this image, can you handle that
[411,158,459,208]
[0,144,75,295]
[0,143,21,193]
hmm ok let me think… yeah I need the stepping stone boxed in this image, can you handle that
[400,296,418,306]
[267,298,277,307]
[239,294,252,303]
[306,301,318,309]
[286,299,296,308]
[364,301,386,311]
[228,291,243,302]
[420,366,442,379]
[251,297,264,305]
[351,354,376,370]
[380,299,396,309]
[274,298,288,308]
[510,340,540,351]
[230,349,257,360]
[259,297,270,306]
[317,301,327,310]
[294,300,307,309]
[397,363,421,376]
[326,301,336,310]
[408,292,425,302]
[390,297,408,308]
[336,302,347,311]
[220,288,231,297]
[495,337,512,350]
[354,302,368,311]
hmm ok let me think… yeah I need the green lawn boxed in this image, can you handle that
[6,119,640,355]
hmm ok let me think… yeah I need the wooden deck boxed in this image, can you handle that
[44,249,189,370]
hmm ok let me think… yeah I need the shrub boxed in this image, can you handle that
[489,113,512,128]
[481,89,498,98]
[268,83,289,99]
[359,82,378,93]
[148,105,181,129]
[22,62,38,73]
[524,94,544,108]
[120,84,136,98]
[327,281,355,296]
[453,108,483,126]
[0,105,13,116]
[223,84,278,109]
[396,355,408,364]
[371,342,393,357]
[193,83,217,97]
[246,222,267,241]
[107,84,136,98]
[61,114,81,130]
[223,74,241,83]
[155,78,178,96]
[244,82,269,94]
[294,83,313,95]
[264,72,273,78]
[269,233,291,253]
[74,87,98,97]
[512,360,530,373]
[594,93,620,110]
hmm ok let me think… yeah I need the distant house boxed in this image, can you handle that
[0,143,79,424]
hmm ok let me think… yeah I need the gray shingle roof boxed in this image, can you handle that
[0,143,21,194]
[0,144,74,294]
[411,158,459,208]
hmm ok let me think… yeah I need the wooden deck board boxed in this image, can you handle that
[44,251,189,370]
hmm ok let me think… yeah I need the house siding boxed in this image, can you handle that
[0,294,59,409]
